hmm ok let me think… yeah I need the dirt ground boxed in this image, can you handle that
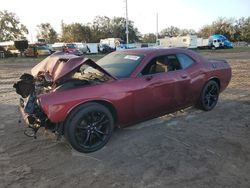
[0,50,249,188]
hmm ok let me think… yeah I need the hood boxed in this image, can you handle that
[31,52,116,82]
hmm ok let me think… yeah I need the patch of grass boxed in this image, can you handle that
[196,46,250,54]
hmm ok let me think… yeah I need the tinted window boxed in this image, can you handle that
[176,54,195,69]
[96,53,144,78]
[141,55,182,76]
[141,56,167,75]
[166,55,182,71]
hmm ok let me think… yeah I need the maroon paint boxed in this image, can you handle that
[37,48,231,127]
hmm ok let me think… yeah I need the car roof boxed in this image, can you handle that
[116,47,194,56]
[117,47,206,63]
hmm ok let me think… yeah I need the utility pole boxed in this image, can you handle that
[29,28,34,43]
[125,0,129,44]
[156,13,158,44]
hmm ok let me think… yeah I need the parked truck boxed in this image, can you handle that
[198,34,233,49]
[157,35,198,49]
[209,34,233,48]
[99,38,123,50]
[158,34,233,49]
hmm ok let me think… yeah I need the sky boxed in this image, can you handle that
[1,0,250,41]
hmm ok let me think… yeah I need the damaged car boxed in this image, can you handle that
[14,48,231,153]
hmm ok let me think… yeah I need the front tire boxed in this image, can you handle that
[197,80,219,111]
[64,103,114,153]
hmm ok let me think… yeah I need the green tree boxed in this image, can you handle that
[91,16,112,42]
[160,26,181,37]
[234,17,245,41]
[89,16,140,43]
[61,22,91,42]
[36,23,58,43]
[60,16,140,43]
[179,29,196,36]
[0,10,28,41]
[141,33,156,43]
[212,17,235,40]
[111,17,140,43]
[235,17,250,42]
[160,26,196,38]
[198,17,237,41]
[197,24,213,38]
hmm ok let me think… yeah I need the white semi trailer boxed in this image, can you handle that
[157,35,197,49]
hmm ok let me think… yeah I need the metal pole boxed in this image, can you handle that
[156,13,158,44]
[125,0,129,44]
[30,29,33,43]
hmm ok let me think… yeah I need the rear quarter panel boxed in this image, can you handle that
[204,59,232,92]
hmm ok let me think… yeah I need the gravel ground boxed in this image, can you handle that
[0,50,249,188]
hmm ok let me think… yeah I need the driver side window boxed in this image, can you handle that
[141,55,182,76]
[141,56,167,75]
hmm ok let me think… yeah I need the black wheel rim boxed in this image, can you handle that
[74,111,110,149]
[203,83,218,109]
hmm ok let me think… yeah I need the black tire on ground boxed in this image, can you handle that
[197,80,219,111]
[64,102,114,153]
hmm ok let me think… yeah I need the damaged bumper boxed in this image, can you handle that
[19,98,39,125]
[18,97,42,138]
[19,98,31,125]
[18,96,63,139]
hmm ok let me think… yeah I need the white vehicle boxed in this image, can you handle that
[52,43,65,51]
[158,35,197,49]
[99,38,123,50]
[197,38,224,49]
[86,43,98,54]
[74,43,90,54]
[209,38,224,49]
[197,38,209,48]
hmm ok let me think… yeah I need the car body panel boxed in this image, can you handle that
[31,51,116,82]
[13,47,232,153]
[35,48,231,127]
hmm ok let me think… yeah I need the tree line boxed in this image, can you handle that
[0,10,250,44]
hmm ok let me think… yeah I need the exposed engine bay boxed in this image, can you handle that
[13,52,111,139]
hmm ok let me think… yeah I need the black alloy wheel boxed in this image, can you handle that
[198,80,219,111]
[65,103,114,153]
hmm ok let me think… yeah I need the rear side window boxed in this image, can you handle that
[176,54,195,69]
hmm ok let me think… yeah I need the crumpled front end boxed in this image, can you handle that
[14,73,58,138]
[13,52,114,139]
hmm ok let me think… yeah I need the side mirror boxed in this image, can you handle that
[145,75,153,81]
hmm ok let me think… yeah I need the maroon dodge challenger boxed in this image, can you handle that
[14,48,231,153]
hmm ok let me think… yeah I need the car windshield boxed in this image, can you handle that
[95,53,144,78]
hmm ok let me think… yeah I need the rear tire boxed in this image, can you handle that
[64,102,114,153]
[197,80,219,111]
